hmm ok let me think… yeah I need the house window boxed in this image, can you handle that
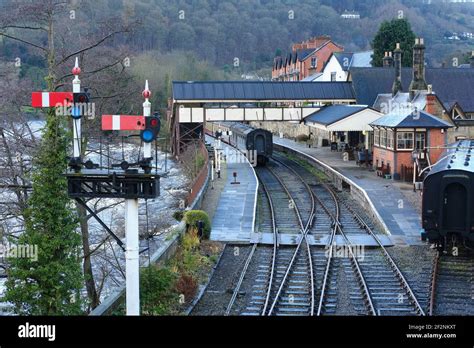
[331,72,337,81]
[311,57,317,68]
[380,129,387,147]
[374,129,380,146]
[397,131,414,150]
[415,132,426,150]
[387,130,394,149]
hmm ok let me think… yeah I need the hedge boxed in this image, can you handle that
[183,210,211,239]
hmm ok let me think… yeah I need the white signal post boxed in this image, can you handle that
[125,197,140,315]
[125,81,152,316]
[72,57,81,158]
[142,80,152,158]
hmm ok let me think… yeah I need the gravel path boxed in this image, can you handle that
[190,245,252,315]
[386,245,435,314]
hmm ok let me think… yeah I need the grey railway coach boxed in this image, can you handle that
[421,140,474,250]
[207,122,273,166]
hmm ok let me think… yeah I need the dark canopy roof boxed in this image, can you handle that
[305,105,367,125]
[350,67,474,112]
[172,81,356,102]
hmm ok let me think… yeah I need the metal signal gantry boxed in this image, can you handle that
[31,60,161,316]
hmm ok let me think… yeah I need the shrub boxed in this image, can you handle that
[195,153,206,172]
[296,134,309,142]
[182,249,209,276]
[140,266,178,315]
[174,273,198,305]
[182,229,200,251]
[173,210,184,221]
[183,210,211,239]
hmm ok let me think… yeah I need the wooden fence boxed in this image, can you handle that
[400,164,414,183]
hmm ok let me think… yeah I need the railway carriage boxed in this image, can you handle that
[206,122,273,165]
[421,140,474,250]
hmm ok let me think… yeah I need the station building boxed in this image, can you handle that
[370,110,452,180]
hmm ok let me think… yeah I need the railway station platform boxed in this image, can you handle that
[273,137,423,246]
[205,136,258,243]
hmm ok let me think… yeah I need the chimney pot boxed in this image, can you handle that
[392,44,403,95]
[409,37,428,98]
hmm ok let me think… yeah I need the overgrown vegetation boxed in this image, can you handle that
[140,266,178,315]
[138,228,221,315]
[179,143,208,181]
[282,152,329,183]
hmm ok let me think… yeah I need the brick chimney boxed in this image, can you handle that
[383,51,394,67]
[470,51,474,68]
[392,43,403,96]
[425,85,443,117]
[409,38,428,99]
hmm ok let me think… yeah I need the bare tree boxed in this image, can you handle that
[0,0,141,311]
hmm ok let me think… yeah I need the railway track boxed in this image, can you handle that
[429,251,474,315]
[225,159,315,315]
[225,152,426,316]
[260,163,315,316]
[273,152,426,316]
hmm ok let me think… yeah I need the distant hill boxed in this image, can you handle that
[1,0,473,72]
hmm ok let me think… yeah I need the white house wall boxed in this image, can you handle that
[326,109,383,131]
[317,55,349,82]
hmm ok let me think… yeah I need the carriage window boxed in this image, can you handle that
[397,132,414,150]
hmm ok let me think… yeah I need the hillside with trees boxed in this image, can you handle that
[2,0,473,80]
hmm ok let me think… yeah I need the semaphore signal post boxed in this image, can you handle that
[30,59,160,316]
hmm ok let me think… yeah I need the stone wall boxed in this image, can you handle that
[249,121,331,147]
[447,126,474,143]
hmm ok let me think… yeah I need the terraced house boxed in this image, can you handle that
[272,36,343,81]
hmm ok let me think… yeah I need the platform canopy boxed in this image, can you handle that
[172,81,356,103]
[304,105,382,132]
[172,81,356,123]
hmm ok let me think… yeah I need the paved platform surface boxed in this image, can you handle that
[207,137,257,243]
[274,137,423,246]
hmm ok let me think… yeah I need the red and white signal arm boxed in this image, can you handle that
[102,115,145,131]
[31,92,73,108]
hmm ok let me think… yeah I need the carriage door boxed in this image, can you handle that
[442,182,467,231]
[255,135,265,154]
